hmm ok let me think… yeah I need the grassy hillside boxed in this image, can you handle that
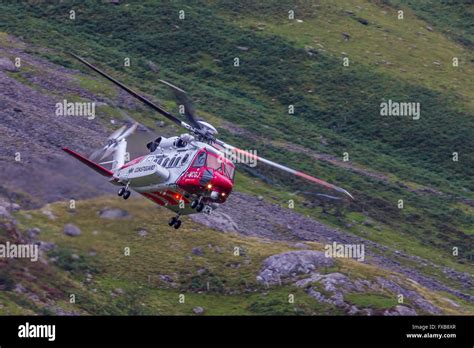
[383,0,474,48]
[0,0,472,314]
[0,195,470,315]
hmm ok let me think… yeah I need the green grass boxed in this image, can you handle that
[73,74,117,99]
[382,0,474,48]
[345,293,398,310]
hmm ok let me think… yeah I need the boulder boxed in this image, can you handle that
[14,283,27,294]
[0,57,18,72]
[64,223,81,237]
[304,45,317,56]
[41,205,56,220]
[384,305,417,316]
[257,251,334,285]
[36,241,56,251]
[159,274,174,283]
[197,268,207,275]
[114,288,124,295]
[193,306,205,315]
[348,305,360,315]
[137,229,147,237]
[98,208,130,219]
[0,198,21,218]
[147,60,159,73]
[0,206,11,218]
[27,227,41,239]
[192,247,204,256]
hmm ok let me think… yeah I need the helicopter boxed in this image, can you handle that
[62,53,353,229]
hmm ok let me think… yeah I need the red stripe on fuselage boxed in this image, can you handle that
[165,190,189,203]
[120,156,145,169]
[141,192,166,206]
[148,192,174,205]
[150,191,178,205]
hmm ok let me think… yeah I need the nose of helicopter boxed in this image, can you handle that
[207,171,233,201]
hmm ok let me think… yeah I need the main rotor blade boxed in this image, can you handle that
[216,141,354,200]
[68,53,187,129]
[159,79,202,130]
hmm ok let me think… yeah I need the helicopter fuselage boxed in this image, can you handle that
[110,136,235,215]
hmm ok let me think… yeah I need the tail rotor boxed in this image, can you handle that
[89,123,138,169]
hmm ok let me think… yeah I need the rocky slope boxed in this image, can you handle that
[0,37,114,206]
[192,192,473,303]
[2,195,472,316]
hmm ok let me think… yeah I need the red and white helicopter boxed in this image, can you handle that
[63,53,353,229]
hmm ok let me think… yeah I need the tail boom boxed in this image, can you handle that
[62,147,114,177]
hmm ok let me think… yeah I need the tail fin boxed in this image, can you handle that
[112,139,127,171]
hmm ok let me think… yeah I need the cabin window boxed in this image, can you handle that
[162,158,169,167]
[169,158,176,167]
[182,154,189,164]
[175,157,181,166]
[193,152,207,167]
[156,157,164,165]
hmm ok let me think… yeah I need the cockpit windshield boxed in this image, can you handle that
[204,152,235,180]
[206,154,222,170]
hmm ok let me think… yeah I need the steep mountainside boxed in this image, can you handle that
[0,0,472,315]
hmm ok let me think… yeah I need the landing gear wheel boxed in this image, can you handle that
[123,190,131,200]
[190,200,199,209]
[168,216,182,229]
[118,188,126,196]
[168,217,177,226]
[196,202,205,212]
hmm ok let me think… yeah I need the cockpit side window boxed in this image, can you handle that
[223,162,235,180]
[193,152,207,167]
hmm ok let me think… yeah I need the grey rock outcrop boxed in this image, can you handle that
[257,251,333,285]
